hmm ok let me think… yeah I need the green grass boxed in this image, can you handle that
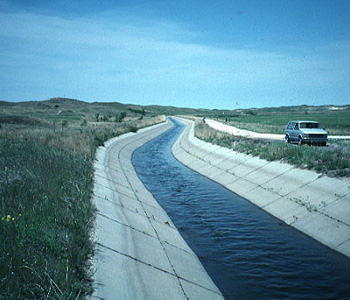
[0,140,94,299]
[216,109,350,136]
[0,100,165,299]
[28,112,86,121]
[0,115,44,126]
[195,122,350,178]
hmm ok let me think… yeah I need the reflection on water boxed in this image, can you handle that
[132,118,350,299]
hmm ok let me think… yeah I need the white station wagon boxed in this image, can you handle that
[285,121,328,146]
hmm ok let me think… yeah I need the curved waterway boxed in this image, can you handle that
[132,118,350,299]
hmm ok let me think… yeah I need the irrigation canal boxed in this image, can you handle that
[132,118,350,299]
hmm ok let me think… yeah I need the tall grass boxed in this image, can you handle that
[0,115,165,299]
[0,140,94,299]
[195,121,350,178]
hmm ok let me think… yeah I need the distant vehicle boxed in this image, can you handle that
[285,121,328,146]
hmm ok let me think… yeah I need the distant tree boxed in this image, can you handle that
[95,113,100,122]
[115,112,127,122]
[246,110,257,116]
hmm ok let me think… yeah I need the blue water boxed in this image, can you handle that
[132,118,350,299]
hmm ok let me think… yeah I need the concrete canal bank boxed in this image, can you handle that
[90,116,350,299]
[91,119,224,300]
[172,118,350,258]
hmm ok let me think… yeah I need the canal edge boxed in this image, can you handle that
[89,119,225,300]
[172,117,350,259]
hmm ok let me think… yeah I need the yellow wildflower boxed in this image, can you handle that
[7,215,11,222]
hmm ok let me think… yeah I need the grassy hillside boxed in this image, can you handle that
[0,98,165,299]
[2,98,349,133]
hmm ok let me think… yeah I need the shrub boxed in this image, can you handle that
[128,125,138,133]
[115,112,127,123]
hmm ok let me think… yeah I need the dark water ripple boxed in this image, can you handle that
[132,119,350,300]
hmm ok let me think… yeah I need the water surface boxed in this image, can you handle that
[132,118,350,299]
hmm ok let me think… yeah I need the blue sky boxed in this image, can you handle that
[1,0,349,109]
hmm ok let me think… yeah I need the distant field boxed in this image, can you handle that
[213,108,350,136]
[27,111,86,121]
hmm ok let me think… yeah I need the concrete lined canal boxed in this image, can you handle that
[132,118,350,299]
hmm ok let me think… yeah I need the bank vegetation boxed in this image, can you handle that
[0,98,165,299]
[195,121,350,178]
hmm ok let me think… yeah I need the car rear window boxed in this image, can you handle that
[300,122,320,129]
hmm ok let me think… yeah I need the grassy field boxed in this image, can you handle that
[195,120,350,178]
[0,98,165,299]
[210,105,350,136]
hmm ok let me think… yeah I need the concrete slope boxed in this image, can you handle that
[172,118,350,258]
[91,119,224,300]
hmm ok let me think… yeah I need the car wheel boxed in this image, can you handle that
[285,135,290,144]
[298,137,303,146]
